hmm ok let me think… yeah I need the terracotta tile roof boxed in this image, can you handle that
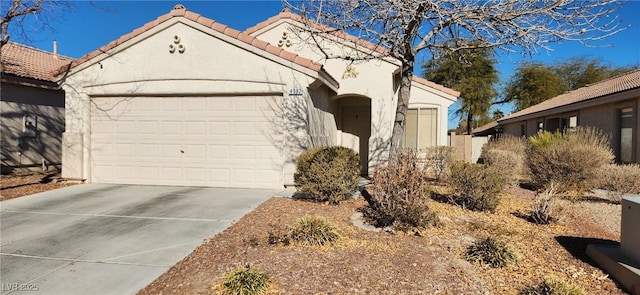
[246,8,459,99]
[411,76,460,97]
[499,69,640,122]
[54,5,330,79]
[1,42,73,82]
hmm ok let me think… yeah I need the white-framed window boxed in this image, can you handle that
[403,108,437,150]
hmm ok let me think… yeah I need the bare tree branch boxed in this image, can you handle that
[283,0,627,159]
[1,0,70,48]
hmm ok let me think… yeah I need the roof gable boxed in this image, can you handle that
[245,8,389,57]
[500,69,640,123]
[246,8,459,99]
[55,4,337,88]
[1,42,72,82]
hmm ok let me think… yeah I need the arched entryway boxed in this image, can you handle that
[335,95,371,175]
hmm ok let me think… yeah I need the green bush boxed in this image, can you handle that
[218,266,270,295]
[289,216,339,246]
[362,149,437,231]
[481,135,527,186]
[465,237,517,268]
[520,276,586,295]
[449,161,503,213]
[598,163,640,202]
[527,127,614,195]
[423,146,453,181]
[293,146,360,204]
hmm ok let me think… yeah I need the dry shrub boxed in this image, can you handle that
[481,135,527,186]
[293,146,360,204]
[423,146,453,181]
[530,183,559,225]
[362,149,436,231]
[449,161,503,213]
[598,163,640,202]
[520,276,586,295]
[527,127,614,197]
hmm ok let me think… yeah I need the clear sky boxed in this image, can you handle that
[10,0,640,129]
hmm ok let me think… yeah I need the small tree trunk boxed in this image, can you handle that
[389,59,414,161]
[466,112,473,135]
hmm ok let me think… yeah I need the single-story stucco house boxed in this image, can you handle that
[57,4,459,189]
[1,42,72,173]
[498,69,640,164]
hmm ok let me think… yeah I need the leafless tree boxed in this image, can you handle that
[283,0,627,159]
[1,0,69,48]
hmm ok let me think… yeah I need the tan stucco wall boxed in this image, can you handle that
[61,18,335,184]
[249,20,457,169]
[1,82,65,170]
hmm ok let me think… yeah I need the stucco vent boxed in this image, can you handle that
[173,4,185,10]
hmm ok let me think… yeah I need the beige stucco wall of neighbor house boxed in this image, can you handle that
[249,19,457,169]
[1,82,65,171]
[61,18,335,185]
[501,122,523,138]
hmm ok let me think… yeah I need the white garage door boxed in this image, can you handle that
[90,96,284,189]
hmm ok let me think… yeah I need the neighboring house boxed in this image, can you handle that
[1,42,72,173]
[471,121,499,138]
[498,69,640,164]
[58,5,459,189]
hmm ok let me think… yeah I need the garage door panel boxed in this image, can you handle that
[138,167,159,180]
[91,96,283,188]
[138,121,159,134]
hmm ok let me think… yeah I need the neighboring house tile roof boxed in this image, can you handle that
[245,8,459,99]
[1,42,72,82]
[500,69,640,123]
[54,5,331,79]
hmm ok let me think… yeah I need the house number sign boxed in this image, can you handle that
[289,88,304,96]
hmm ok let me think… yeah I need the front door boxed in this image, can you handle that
[341,106,371,175]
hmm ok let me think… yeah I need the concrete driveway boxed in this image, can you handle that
[0,184,277,295]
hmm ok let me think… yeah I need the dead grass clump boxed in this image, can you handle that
[520,275,586,295]
[464,236,517,268]
[289,216,340,246]
[215,266,272,295]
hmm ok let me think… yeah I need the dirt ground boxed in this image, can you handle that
[0,170,78,201]
[139,184,626,294]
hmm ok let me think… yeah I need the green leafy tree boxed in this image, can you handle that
[503,57,638,111]
[424,46,498,134]
[492,109,504,120]
[553,56,638,91]
[504,63,564,111]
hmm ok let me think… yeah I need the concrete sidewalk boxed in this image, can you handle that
[0,184,276,295]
